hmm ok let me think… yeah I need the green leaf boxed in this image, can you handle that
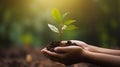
[48,24,59,33]
[63,20,76,25]
[65,25,78,30]
[52,8,62,22]
[62,12,69,20]
[62,25,67,30]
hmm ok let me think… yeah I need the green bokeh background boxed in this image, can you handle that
[0,0,120,48]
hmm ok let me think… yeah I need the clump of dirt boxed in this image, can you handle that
[46,40,77,52]
[46,40,61,52]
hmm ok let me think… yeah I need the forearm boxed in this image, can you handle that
[88,45,120,56]
[84,50,120,67]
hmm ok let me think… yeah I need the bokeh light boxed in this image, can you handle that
[0,0,120,48]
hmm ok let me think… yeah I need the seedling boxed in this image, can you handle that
[48,8,78,41]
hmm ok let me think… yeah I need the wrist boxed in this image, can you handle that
[82,50,97,64]
[87,45,100,53]
[80,49,92,63]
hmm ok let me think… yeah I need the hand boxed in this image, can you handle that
[41,40,120,67]
[41,46,88,65]
[64,40,98,52]
[62,40,88,49]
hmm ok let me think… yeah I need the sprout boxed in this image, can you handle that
[48,8,78,41]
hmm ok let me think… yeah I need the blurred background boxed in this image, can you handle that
[0,0,120,48]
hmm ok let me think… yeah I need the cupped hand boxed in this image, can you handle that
[41,46,87,65]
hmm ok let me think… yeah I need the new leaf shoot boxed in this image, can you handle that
[48,8,78,41]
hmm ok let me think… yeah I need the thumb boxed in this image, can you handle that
[54,46,82,53]
[54,47,69,53]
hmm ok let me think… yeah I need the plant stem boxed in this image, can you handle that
[59,22,62,41]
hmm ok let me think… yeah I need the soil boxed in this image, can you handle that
[46,40,77,52]
[0,45,100,67]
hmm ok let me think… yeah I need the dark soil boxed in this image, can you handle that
[0,46,100,67]
[0,47,68,67]
[46,40,77,52]
[46,40,61,52]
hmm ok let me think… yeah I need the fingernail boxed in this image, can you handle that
[54,47,58,51]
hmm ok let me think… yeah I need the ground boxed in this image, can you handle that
[0,47,100,67]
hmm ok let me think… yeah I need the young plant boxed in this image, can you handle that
[48,8,78,41]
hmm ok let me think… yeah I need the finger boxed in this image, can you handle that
[41,48,67,63]
[70,40,87,48]
[61,41,67,46]
[41,48,47,53]
[41,48,65,59]
[54,47,68,53]
[43,49,65,59]
[41,48,51,57]
[54,46,82,53]
[45,53,63,63]
[61,41,67,44]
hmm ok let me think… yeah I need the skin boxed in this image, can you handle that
[70,40,120,56]
[41,40,120,67]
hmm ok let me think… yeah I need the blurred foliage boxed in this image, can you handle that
[0,0,120,48]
